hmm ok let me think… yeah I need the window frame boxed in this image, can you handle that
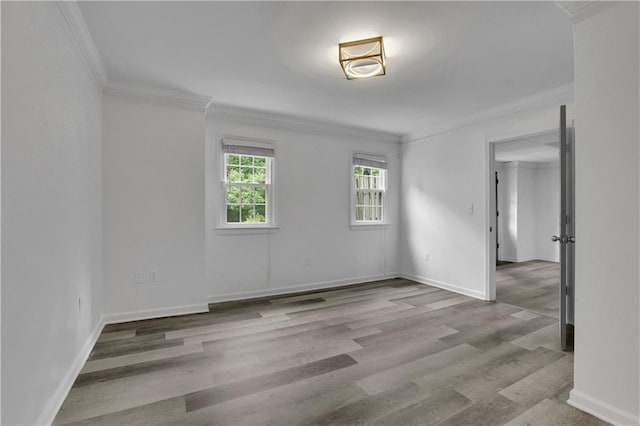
[351,153,388,227]
[219,138,276,230]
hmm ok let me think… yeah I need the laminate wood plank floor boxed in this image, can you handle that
[54,278,605,425]
[496,260,560,319]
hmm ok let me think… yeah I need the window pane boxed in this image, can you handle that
[356,206,365,221]
[254,167,266,184]
[240,187,254,204]
[240,167,253,183]
[227,205,240,223]
[241,205,254,222]
[371,192,379,206]
[227,154,240,165]
[254,157,266,167]
[226,186,241,204]
[240,155,253,166]
[227,166,240,182]
[376,207,383,220]
[255,187,266,203]
[255,205,266,222]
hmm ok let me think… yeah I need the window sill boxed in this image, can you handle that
[215,226,279,235]
[350,223,390,231]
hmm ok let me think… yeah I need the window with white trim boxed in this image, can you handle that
[222,141,274,226]
[352,154,387,224]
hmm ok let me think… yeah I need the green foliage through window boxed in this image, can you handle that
[225,153,270,224]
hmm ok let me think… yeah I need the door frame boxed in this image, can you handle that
[484,128,559,301]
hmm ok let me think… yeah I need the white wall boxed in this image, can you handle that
[516,163,537,261]
[102,94,207,320]
[496,161,559,263]
[569,3,640,424]
[206,112,400,301]
[2,3,103,424]
[535,164,560,262]
[400,103,572,300]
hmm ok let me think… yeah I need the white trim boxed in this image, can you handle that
[349,223,390,231]
[402,84,574,143]
[105,82,212,111]
[536,256,560,263]
[399,273,487,301]
[36,316,105,426]
[214,226,279,235]
[498,256,559,264]
[104,303,209,324]
[55,1,108,90]
[568,389,639,425]
[486,140,497,301]
[208,273,400,304]
[514,255,539,263]
[555,1,616,24]
[207,103,401,144]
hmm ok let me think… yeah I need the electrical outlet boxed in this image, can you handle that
[424,253,430,262]
[134,272,145,283]
[304,256,311,266]
[149,270,159,282]
[78,297,82,312]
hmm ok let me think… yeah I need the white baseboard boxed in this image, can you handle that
[399,273,486,300]
[104,303,209,324]
[36,316,105,426]
[499,256,559,263]
[536,256,560,263]
[568,389,639,425]
[208,273,401,303]
[515,256,538,262]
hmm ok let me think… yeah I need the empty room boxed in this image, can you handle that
[2,1,639,425]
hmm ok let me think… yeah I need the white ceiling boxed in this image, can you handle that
[78,1,573,136]
[495,131,560,163]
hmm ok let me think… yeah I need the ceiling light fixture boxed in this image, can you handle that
[339,36,386,80]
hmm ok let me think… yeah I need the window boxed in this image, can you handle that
[222,140,274,226]
[352,154,387,224]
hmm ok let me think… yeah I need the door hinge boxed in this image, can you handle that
[497,211,499,217]
[565,286,569,295]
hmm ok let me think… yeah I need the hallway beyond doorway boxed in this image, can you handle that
[496,260,560,320]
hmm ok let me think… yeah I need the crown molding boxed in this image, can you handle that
[207,103,402,144]
[55,1,108,90]
[401,83,574,144]
[105,82,212,111]
[555,1,615,24]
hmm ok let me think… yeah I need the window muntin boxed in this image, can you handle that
[224,152,272,225]
[353,163,386,223]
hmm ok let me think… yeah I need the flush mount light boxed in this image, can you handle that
[339,36,386,80]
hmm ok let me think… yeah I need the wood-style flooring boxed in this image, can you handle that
[496,260,560,319]
[54,278,605,425]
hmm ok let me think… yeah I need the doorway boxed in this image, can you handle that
[490,129,561,320]
[488,116,574,350]
[493,132,561,318]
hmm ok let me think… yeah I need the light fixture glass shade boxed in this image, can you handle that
[339,36,386,80]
